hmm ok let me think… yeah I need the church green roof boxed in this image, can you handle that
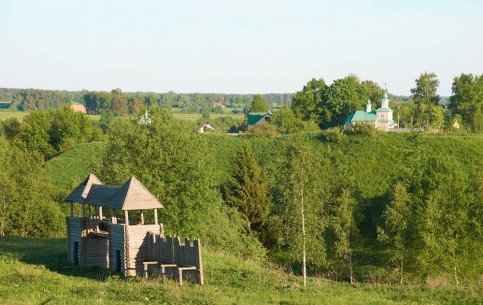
[346,110,377,122]
[375,107,393,112]
[381,90,389,101]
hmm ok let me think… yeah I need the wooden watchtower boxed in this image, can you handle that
[64,174,164,276]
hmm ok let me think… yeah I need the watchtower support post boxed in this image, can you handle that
[125,210,129,226]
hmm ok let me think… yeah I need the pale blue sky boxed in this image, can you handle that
[1,0,482,95]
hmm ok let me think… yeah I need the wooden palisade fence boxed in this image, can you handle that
[145,234,204,285]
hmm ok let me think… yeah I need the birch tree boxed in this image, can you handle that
[332,188,358,283]
[420,157,471,285]
[377,181,413,284]
[278,136,329,287]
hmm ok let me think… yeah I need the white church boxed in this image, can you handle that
[345,90,397,131]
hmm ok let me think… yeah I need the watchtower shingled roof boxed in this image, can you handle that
[64,174,103,203]
[78,176,164,210]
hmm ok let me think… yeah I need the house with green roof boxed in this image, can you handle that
[345,91,397,131]
[247,111,271,129]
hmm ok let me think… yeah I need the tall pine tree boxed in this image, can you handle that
[224,141,271,233]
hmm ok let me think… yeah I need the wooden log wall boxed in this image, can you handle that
[66,216,83,265]
[84,235,109,268]
[109,224,126,275]
[125,224,162,276]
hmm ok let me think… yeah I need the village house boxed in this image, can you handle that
[247,111,271,129]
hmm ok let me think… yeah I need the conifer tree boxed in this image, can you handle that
[225,141,270,233]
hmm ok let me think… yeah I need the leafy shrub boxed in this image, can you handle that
[321,127,345,142]
[246,122,278,138]
[346,123,378,136]
[1,118,21,140]
[12,106,102,159]
[270,106,320,134]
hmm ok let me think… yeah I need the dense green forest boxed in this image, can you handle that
[0,88,291,114]
[1,106,481,288]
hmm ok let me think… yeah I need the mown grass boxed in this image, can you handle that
[0,236,479,305]
[0,111,28,121]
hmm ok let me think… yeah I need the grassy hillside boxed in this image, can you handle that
[0,236,479,305]
[48,132,483,201]
[48,142,107,191]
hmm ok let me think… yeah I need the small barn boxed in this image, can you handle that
[64,174,204,284]
[247,111,272,129]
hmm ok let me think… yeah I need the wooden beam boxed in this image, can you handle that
[70,202,74,217]
[154,209,158,225]
[82,204,86,217]
[125,210,129,226]
[140,211,144,225]
[112,209,117,224]
[99,207,103,220]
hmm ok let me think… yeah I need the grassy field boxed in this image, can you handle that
[0,111,101,122]
[0,236,479,305]
[0,110,241,123]
[0,111,28,121]
[173,113,245,122]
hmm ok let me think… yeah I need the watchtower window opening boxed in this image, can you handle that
[73,242,79,265]
[115,250,121,273]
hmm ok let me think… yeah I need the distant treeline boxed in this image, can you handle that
[0,88,293,114]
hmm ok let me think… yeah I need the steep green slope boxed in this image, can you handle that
[50,133,483,193]
[48,141,107,192]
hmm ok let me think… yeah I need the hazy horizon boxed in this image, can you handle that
[1,0,482,96]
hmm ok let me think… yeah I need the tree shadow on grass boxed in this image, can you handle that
[0,236,112,280]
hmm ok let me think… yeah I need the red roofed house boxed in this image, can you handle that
[71,103,87,114]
